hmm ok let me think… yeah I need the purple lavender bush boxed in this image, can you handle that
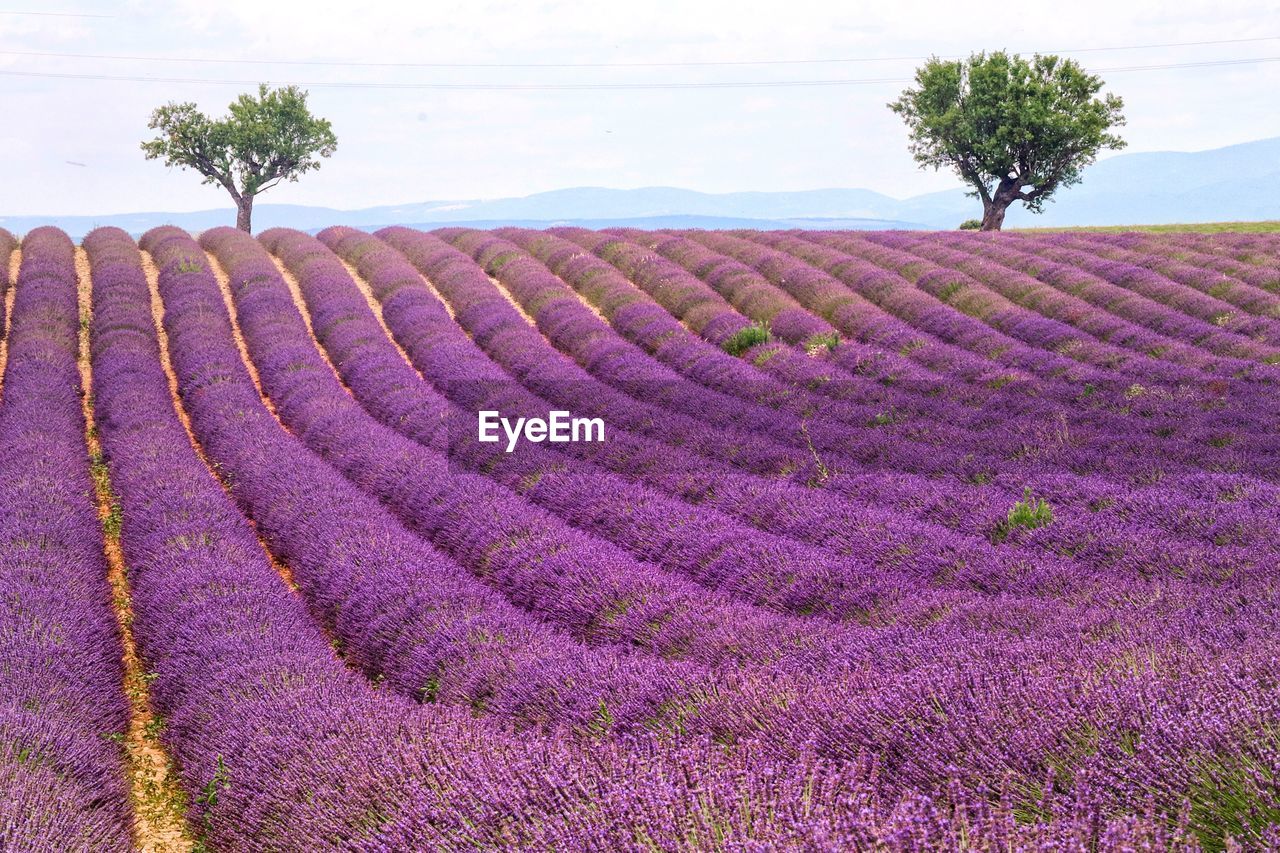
[0,227,132,849]
[7,222,1275,849]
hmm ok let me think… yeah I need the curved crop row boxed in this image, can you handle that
[261,227,916,625]
[467,237,1280,574]
[54,223,1280,849]
[207,227,874,674]
[1017,233,1280,350]
[0,227,132,849]
[863,230,1234,377]
[257,232,1280,847]
[797,231,1280,464]
[92,225,907,851]
[219,233,1213,803]
[324,227,1161,601]
[506,228,1146,488]
[812,230,1206,383]
[626,227,948,389]
[825,231,1198,379]
[650,229,1239,466]
[249,227,1141,783]
[151,226,703,736]
[1120,233,1280,293]
[943,231,1274,367]
[91,223,455,845]
[378,226,816,477]
[750,230,1118,386]
[1051,233,1280,322]
[705,230,1280,478]
[485,227,982,455]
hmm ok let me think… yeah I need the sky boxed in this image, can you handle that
[1,0,1277,215]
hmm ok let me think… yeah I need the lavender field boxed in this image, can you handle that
[3,223,1280,850]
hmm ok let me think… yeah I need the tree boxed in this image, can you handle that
[141,84,337,232]
[889,52,1125,231]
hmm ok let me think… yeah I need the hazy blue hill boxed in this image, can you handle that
[3,137,1275,239]
[341,187,912,227]
[391,214,929,232]
[999,136,1280,227]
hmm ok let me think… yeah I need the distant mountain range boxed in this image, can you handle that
[4,137,1277,239]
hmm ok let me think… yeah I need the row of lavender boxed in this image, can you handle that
[90,224,977,849]
[0,222,1276,847]
[394,225,1278,592]
[298,226,1279,846]
[183,225,1255,845]
[132,224,1208,847]
[0,227,132,848]
[605,228,1280,557]
[173,223,1280,847]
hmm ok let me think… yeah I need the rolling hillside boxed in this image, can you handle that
[4,137,1276,239]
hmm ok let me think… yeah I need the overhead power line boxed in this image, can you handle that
[0,9,114,17]
[0,55,1276,90]
[0,35,1275,69]
[1098,56,1280,72]
[0,67,906,88]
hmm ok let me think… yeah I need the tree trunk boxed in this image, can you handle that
[980,178,1024,231]
[980,199,1009,231]
[236,195,254,233]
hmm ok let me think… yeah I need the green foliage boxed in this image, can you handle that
[1008,487,1054,531]
[1183,751,1280,851]
[196,755,231,824]
[959,219,983,230]
[141,84,337,230]
[721,321,770,356]
[803,331,840,354]
[752,346,784,367]
[890,51,1125,229]
[991,487,1055,543]
[483,250,521,274]
[143,716,167,739]
[587,699,616,736]
[89,451,122,538]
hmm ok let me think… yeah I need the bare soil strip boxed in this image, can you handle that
[450,237,632,345]
[553,271,615,325]
[485,272,542,327]
[478,234,705,335]
[203,252,284,422]
[338,257,444,382]
[341,254,465,322]
[141,252,299,593]
[270,256,349,389]
[0,247,20,395]
[74,248,194,853]
[483,244,617,327]
[197,251,413,661]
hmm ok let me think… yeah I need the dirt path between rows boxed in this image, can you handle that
[203,252,284,422]
[337,256,441,379]
[142,252,301,594]
[75,247,194,853]
[0,247,20,396]
[270,256,348,389]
